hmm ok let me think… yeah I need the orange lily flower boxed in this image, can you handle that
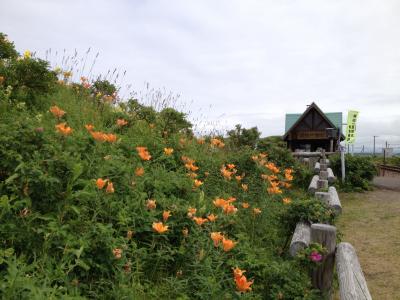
[106,182,114,193]
[235,274,254,292]
[220,166,233,180]
[96,178,107,189]
[146,199,157,210]
[163,210,171,222]
[164,148,174,155]
[185,163,199,171]
[282,197,292,205]
[50,105,66,118]
[223,204,238,215]
[112,248,122,259]
[210,232,224,247]
[226,164,235,170]
[253,208,262,215]
[181,156,195,164]
[135,167,145,176]
[85,124,94,131]
[242,202,250,209]
[207,214,218,222]
[187,172,198,179]
[55,123,73,135]
[197,138,205,144]
[136,147,151,161]
[193,179,203,188]
[116,119,128,126]
[213,198,227,208]
[233,267,246,279]
[267,186,283,194]
[266,162,280,174]
[152,222,168,234]
[222,237,237,252]
[193,217,208,226]
[187,207,197,218]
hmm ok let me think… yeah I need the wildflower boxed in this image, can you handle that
[210,138,225,148]
[49,105,66,118]
[63,71,72,78]
[241,184,248,191]
[106,182,114,193]
[226,164,235,169]
[181,156,195,164]
[210,232,223,247]
[253,208,262,215]
[164,148,174,155]
[182,227,189,237]
[207,214,218,222]
[213,198,227,208]
[116,119,128,126]
[284,168,293,181]
[163,210,172,222]
[197,138,205,144]
[267,186,282,194]
[227,197,236,203]
[149,123,155,129]
[193,217,208,226]
[23,50,31,59]
[204,171,210,177]
[233,267,246,279]
[124,261,131,273]
[222,237,237,252]
[187,207,197,218]
[235,274,254,292]
[96,178,107,189]
[152,222,169,234]
[176,269,183,277]
[193,179,203,188]
[235,175,243,182]
[185,163,199,171]
[112,248,122,259]
[136,146,151,161]
[259,153,268,158]
[282,197,292,205]
[220,166,233,180]
[135,167,145,176]
[85,124,94,131]
[309,251,323,262]
[223,204,238,215]
[187,172,197,179]
[251,155,259,161]
[127,230,134,239]
[146,199,157,210]
[266,162,280,174]
[55,123,73,136]
[104,134,117,143]
[242,202,250,209]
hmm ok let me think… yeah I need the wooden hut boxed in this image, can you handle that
[283,103,343,152]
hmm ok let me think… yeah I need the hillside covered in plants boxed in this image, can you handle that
[0,34,335,299]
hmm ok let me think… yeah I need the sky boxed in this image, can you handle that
[1,0,400,152]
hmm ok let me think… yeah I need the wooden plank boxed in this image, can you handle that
[289,222,311,257]
[336,242,372,300]
[308,175,319,194]
[311,224,337,296]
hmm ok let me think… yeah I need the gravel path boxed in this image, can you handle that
[336,188,400,300]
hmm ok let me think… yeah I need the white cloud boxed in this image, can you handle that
[1,0,400,150]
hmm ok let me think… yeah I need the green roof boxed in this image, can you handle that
[285,112,342,133]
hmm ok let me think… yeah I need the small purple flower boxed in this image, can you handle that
[309,251,322,262]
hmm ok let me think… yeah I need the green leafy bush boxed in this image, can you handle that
[0,34,332,299]
[330,154,377,192]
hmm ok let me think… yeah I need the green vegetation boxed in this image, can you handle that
[0,33,333,299]
[330,154,377,192]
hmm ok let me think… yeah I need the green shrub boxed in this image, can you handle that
[330,154,377,192]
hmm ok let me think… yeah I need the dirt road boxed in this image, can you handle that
[337,188,400,299]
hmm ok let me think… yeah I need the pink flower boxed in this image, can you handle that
[309,251,322,262]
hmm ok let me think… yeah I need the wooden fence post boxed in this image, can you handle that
[310,223,337,298]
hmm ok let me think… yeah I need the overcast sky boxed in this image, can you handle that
[1,0,400,151]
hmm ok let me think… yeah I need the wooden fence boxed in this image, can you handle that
[290,151,372,299]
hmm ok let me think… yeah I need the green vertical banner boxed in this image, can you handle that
[345,110,359,144]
